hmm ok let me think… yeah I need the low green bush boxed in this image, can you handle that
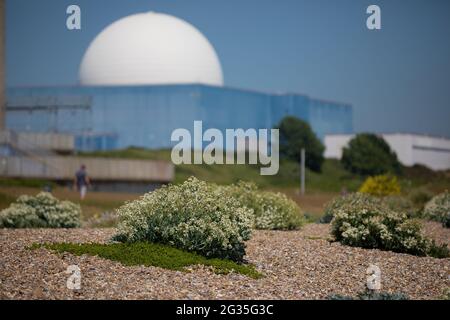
[0,192,81,228]
[113,177,253,262]
[220,181,304,230]
[327,290,409,300]
[321,193,418,223]
[408,188,433,212]
[427,240,450,259]
[424,191,450,228]
[330,193,447,257]
[383,195,417,218]
[320,193,382,224]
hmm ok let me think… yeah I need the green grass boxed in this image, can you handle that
[0,192,16,210]
[0,178,56,189]
[80,147,366,192]
[80,147,450,194]
[32,242,263,279]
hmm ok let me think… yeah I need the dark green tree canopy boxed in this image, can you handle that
[276,116,325,172]
[341,133,401,176]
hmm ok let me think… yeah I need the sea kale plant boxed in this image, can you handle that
[320,193,382,224]
[220,181,304,230]
[383,195,417,218]
[0,192,81,228]
[330,193,447,257]
[424,191,450,228]
[113,177,253,262]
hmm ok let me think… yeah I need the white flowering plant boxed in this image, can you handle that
[219,181,304,230]
[320,193,382,224]
[322,193,418,223]
[424,191,450,228]
[0,192,81,228]
[330,193,434,256]
[383,195,417,218]
[113,177,253,262]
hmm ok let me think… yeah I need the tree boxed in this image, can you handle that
[276,116,325,172]
[341,133,401,176]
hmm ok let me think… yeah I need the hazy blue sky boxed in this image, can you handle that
[6,0,450,137]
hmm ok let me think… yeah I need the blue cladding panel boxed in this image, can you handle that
[6,84,353,151]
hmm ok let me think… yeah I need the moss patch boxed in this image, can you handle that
[32,242,263,279]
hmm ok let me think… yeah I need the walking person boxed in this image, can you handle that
[74,164,91,200]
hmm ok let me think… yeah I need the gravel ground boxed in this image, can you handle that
[0,222,448,300]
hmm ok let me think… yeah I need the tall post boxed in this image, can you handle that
[300,148,305,195]
[0,0,5,131]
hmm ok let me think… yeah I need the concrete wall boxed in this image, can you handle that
[0,130,75,154]
[16,132,74,152]
[408,135,450,170]
[0,156,174,182]
[324,133,450,171]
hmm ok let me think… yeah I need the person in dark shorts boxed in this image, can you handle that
[74,164,91,200]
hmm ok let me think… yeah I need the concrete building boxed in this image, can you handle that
[324,133,450,171]
[5,12,353,152]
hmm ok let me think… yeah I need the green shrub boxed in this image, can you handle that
[0,192,81,228]
[408,188,433,212]
[220,181,304,230]
[319,212,334,224]
[383,195,417,218]
[251,191,304,230]
[320,193,382,224]
[113,177,253,262]
[327,290,409,300]
[424,191,450,228]
[359,175,401,197]
[427,241,450,259]
[442,288,450,300]
[342,133,401,176]
[276,116,325,172]
[330,193,438,257]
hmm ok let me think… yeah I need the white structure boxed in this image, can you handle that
[325,133,450,171]
[79,12,223,86]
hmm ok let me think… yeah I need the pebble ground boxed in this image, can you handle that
[0,222,448,300]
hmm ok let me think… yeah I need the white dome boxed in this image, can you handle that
[79,12,223,86]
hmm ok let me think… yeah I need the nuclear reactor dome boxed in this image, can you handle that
[79,12,223,86]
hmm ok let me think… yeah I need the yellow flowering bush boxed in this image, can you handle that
[113,177,253,262]
[359,175,401,197]
[220,181,304,230]
[424,191,450,228]
[0,192,81,228]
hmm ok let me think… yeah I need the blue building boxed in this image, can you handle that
[5,12,353,151]
[6,84,353,151]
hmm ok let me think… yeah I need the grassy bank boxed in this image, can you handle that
[81,147,450,192]
[81,147,365,191]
